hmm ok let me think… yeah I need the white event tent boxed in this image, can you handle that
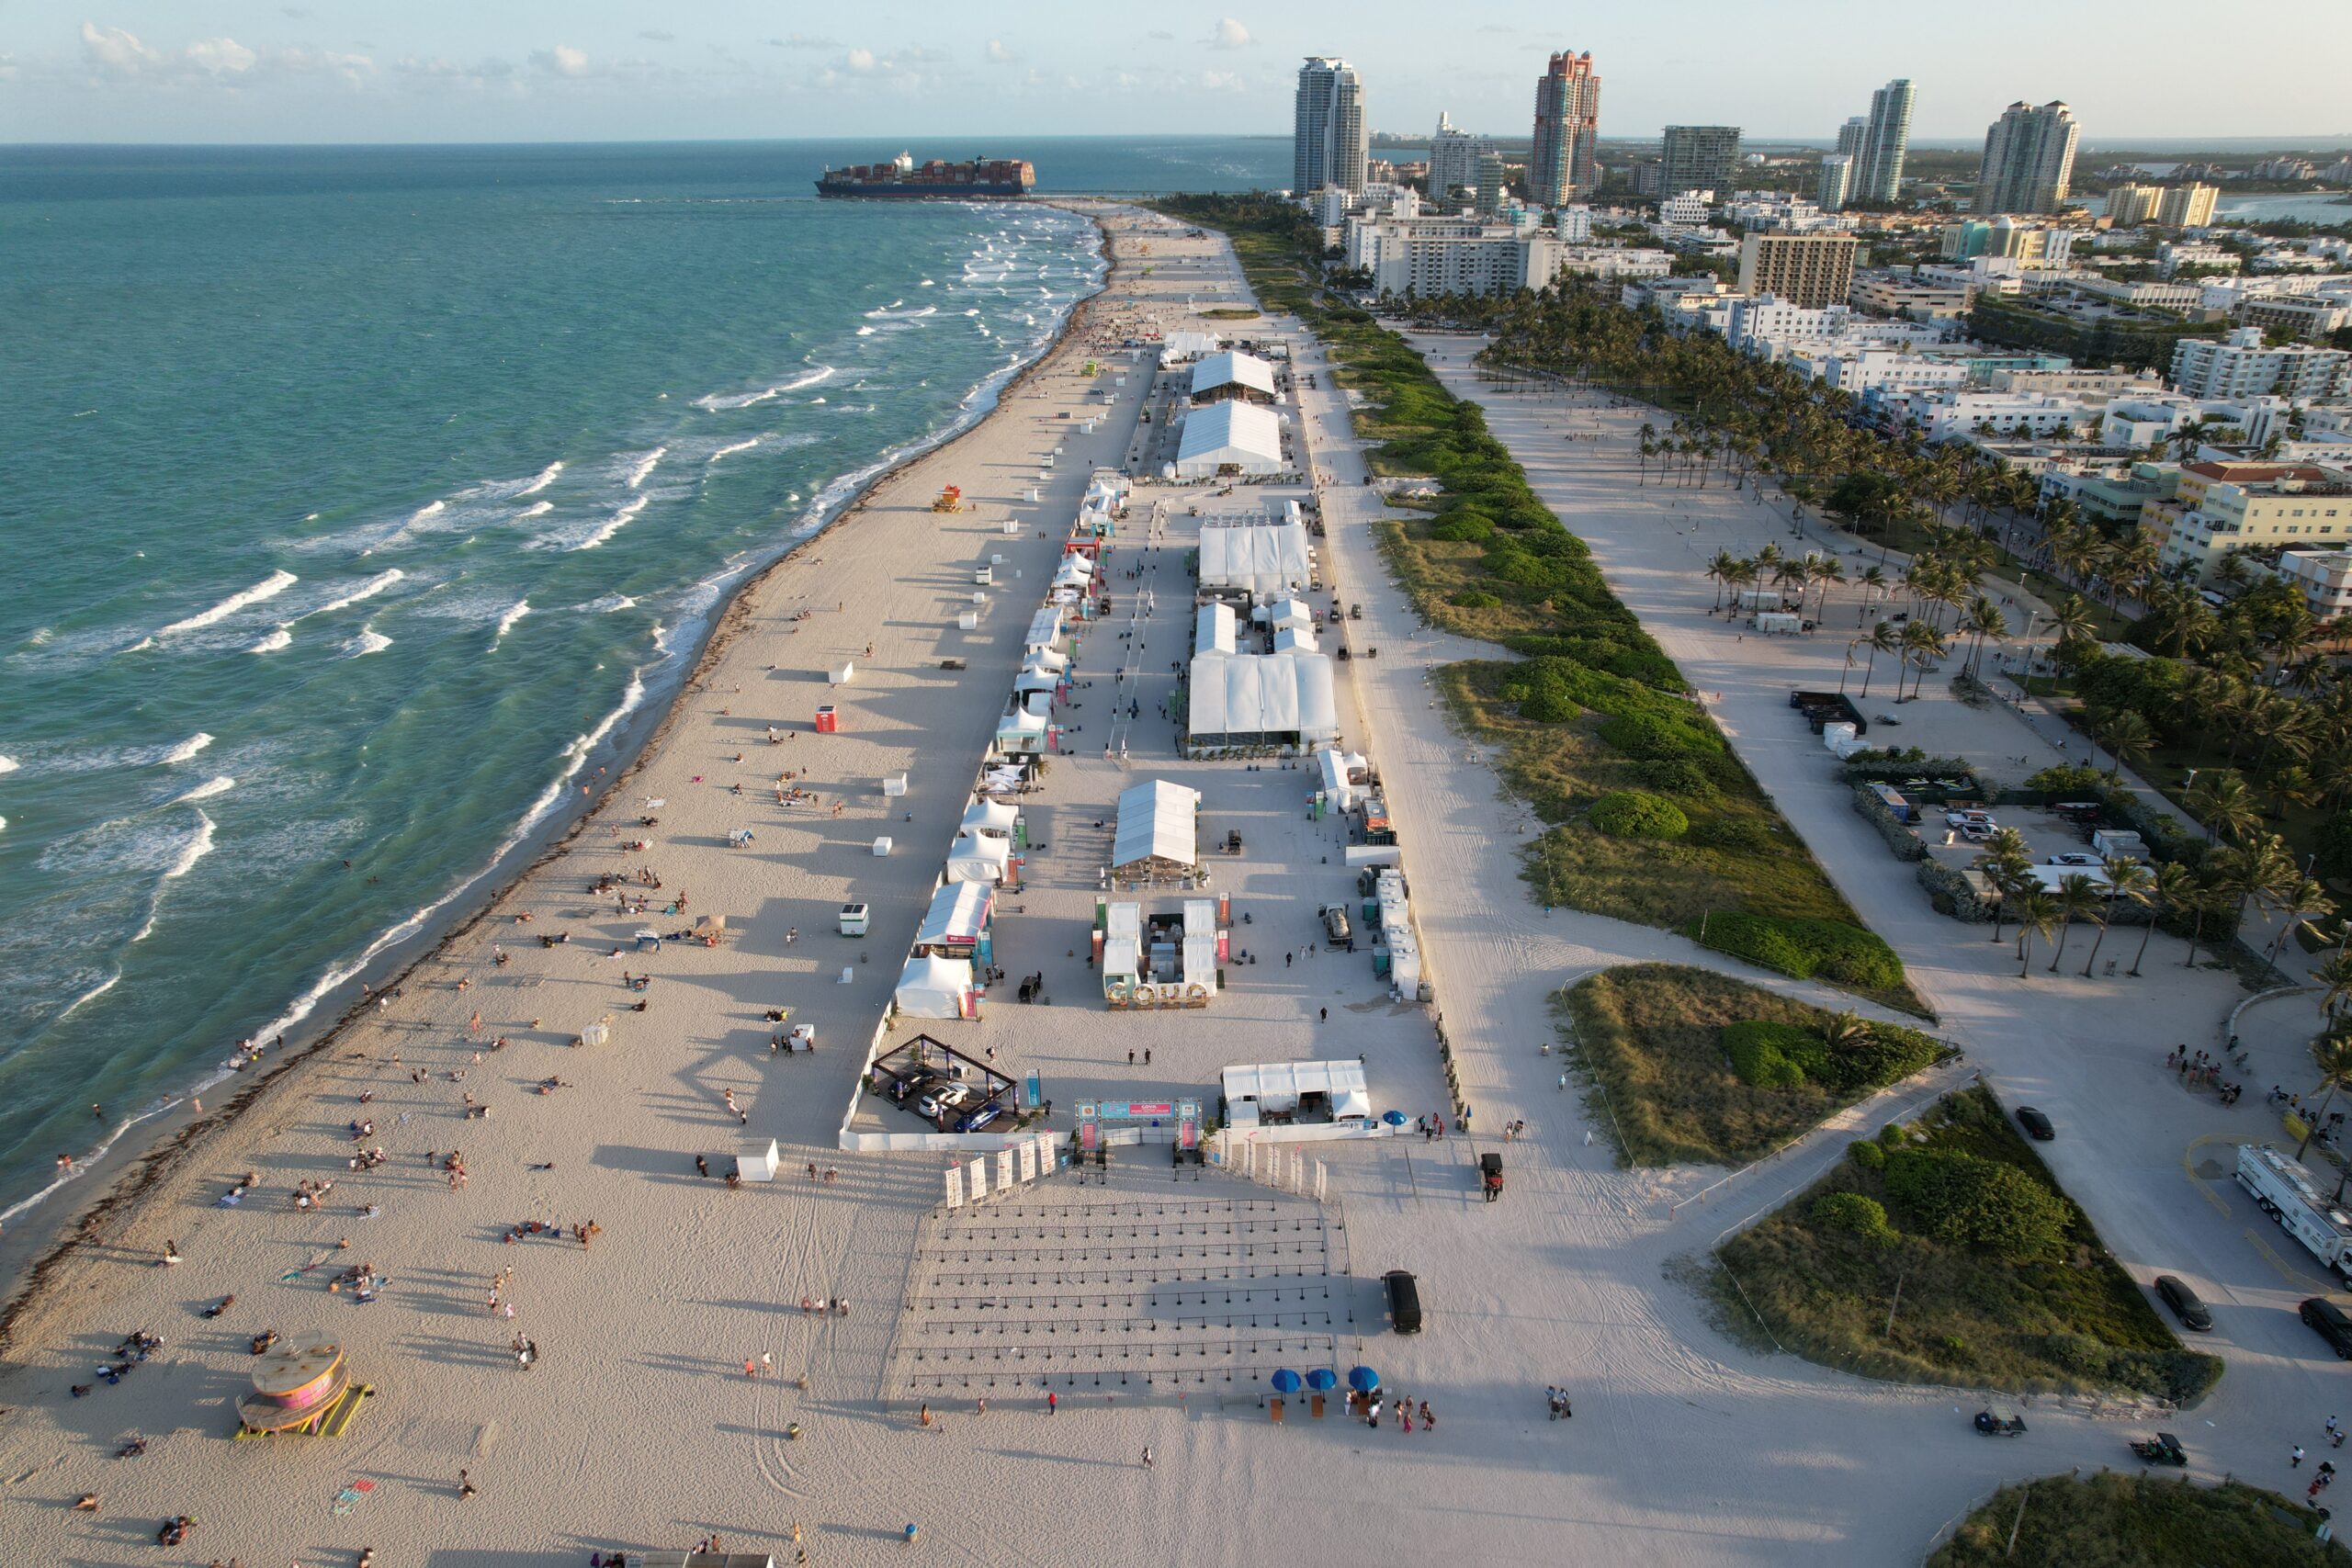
[894,953,975,1020]
[1198,519,1312,595]
[1111,780,1200,878]
[1187,651,1340,749]
[1173,401,1283,478]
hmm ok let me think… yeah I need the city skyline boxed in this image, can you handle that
[3,5,2348,144]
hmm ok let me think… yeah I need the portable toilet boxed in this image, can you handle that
[871,837,893,857]
[813,705,838,734]
[828,660,855,685]
[958,612,979,631]
[839,903,870,937]
[735,1139,780,1182]
[882,773,909,797]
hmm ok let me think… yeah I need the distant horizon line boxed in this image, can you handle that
[4,131,2350,153]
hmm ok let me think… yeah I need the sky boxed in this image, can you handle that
[3,3,2348,146]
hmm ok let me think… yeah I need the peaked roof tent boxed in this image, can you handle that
[1197,517,1312,594]
[1189,350,1279,403]
[1195,602,1238,656]
[916,880,995,950]
[1112,779,1201,875]
[1173,400,1283,477]
[1187,650,1340,743]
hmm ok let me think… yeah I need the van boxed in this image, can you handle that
[1383,1269,1422,1335]
[2301,1297,2352,1359]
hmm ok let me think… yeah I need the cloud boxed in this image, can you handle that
[771,33,838,49]
[638,30,675,43]
[1206,17,1252,50]
[532,44,590,78]
[844,47,876,73]
[81,22,259,77]
[186,37,258,75]
[80,22,161,73]
[1200,69,1246,93]
[985,39,1016,65]
[281,6,311,17]
[1148,30,1174,41]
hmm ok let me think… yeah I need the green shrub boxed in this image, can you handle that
[1810,1025,1941,1093]
[1722,1019,1815,1087]
[1686,816,1770,852]
[1848,1138,1886,1170]
[1689,912,1906,992]
[1812,1191,1899,1247]
[1883,1149,2070,1264]
[1635,758,1714,797]
[1450,590,1502,609]
[1600,710,1714,760]
[1429,511,1495,543]
[1519,688,1577,723]
[1589,790,1690,840]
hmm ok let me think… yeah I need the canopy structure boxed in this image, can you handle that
[959,797,1018,839]
[1272,625,1318,655]
[1194,602,1237,656]
[1183,898,1217,939]
[1197,519,1311,595]
[995,696,1050,753]
[946,832,1013,885]
[1265,596,1316,634]
[1173,400,1283,478]
[1181,934,1218,988]
[1112,780,1200,879]
[1023,605,1064,652]
[1189,350,1279,405]
[1221,1059,1372,1124]
[1317,748,1371,810]
[894,953,976,1020]
[1084,468,1131,506]
[916,880,995,953]
[1161,330,1220,364]
[1014,656,1063,695]
[1187,651,1340,750]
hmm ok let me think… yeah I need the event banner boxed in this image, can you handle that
[945,1166,964,1210]
[996,1147,1015,1194]
[968,1156,989,1201]
[1017,1139,1037,1183]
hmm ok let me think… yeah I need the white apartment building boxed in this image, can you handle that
[1722,194,1848,233]
[1427,111,1492,203]
[1658,191,1713,226]
[1877,389,2104,444]
[1555,245,1674,282]
[1721,296,1853,354]
[2069,276,2203,310]
[2169,327,2352,400]
[2268,547,2352,622]
[1555,205,1593,243]
[1789,347,1970,397]
[1348,218,1652,298]
[2157,241,2240,279]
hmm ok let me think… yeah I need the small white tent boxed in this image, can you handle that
[894,953,975,1020]
[1111,780,1200,878]
[915,880,994,953]
[960,797,1018,839]
[946,832,1013,885]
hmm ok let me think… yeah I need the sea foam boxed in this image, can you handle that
[490,599,531,648]
[625,447,667,489]
[168,775,234,806]
[162,732,215,766]
[693,365,834,412]
[516,460,565,496]
[153,570,298,637]
[708,437,763,464]
[571,495,648,551]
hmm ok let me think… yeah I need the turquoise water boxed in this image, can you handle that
[0,138,1286,1229]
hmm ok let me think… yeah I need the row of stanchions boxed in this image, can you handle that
[911,1313,1340,1339]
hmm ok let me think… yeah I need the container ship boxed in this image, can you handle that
[815,152,1035,198]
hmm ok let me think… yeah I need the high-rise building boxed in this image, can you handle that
[1818,153,1856,211]
[1736,232,1859,309]
[1529,50,1601,207]
[2155,184,2219,228]
[2105,183,2162,226]
[1854,78,1915,204]
[1660,126,1742,200]
[1428,111,1491,205]
[1974,101,2080,215]
[1475,154,1510,217]
[1295,57,1367,195]
[1836,118,1868,162]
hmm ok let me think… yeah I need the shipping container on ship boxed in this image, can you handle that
[816,152,1036,198]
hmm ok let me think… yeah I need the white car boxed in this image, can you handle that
[1945,810,1996,829]
[916,1082,976,1120]
[2049,852,2102,867]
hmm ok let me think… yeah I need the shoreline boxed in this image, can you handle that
[0,202,1114,1348]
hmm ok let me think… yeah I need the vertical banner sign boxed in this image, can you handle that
[1025,1071,1043,1111]
[1077,1104,1100,1155]
[1315,1160,1328,1203]
[996,1147,1015,1195]
[1176,1099,1201,1152]
[1290,1150,1306,1193]
[967,1156,989,1202]
[1033,1131,1056,1176]
[1017,1139,1038,1184]
[945,1166,965,1210]
[1242,1139,1256,1178]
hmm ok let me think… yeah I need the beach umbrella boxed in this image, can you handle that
[1270,1369,1302,1393]
[1347,1365,1380,1393]
[1381,1110,1408,1126]
[1306,1368,1338,1392]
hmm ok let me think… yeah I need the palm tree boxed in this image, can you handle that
[2316,950,2352,1024]
[1982,853,2034,944]
[2186,768,2259,844]
[1810,557,1847,623]
[2049,593,2098,660]
[2083,855,2153,976]
[2295,1033,2352,1164]
[2089,709,2154,783]
[2134,862,2195,976]
[2011,887,2060,977]
[1898,619,1949,702]
[1820,1010,1872,1055]
[1960,596,2010,677]
[1838,635,1863,694]
[2265,877,2336,976]
[1858,619,1900,698]
[2047,874,2102,972]
[1707,549,1739,610]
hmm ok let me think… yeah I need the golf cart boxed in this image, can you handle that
[2130,1432,2188,1466]
[1973,1400,2026,1437]
[1479,1151,1503,1203]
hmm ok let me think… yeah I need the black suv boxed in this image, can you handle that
[2154,1275,2212,1332]
[2301,1297,2352,1359]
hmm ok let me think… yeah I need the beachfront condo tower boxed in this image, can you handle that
[1428,111,1494,206]
[1851,78,1916,205]
[1659,125,1743,202]
[1974,100,2080,214]
[1529,51,1601,207]
[1295,57,1368,195]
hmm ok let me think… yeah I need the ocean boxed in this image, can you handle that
[0,136,1291,1235]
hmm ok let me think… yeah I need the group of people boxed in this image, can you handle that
[1350,1388,1433,1432]
[1545,1385,1575,1421]
[2166,1047,2242,1104]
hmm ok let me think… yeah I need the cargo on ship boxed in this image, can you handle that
[816,152,1036,198]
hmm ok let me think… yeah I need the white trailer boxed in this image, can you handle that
[2236,1144,2352,1284]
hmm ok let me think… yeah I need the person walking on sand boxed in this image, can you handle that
[458,1470,478,1499]
[1141,1447,1153,1468]
[1046,1392,1057,1416]
[2295,1444,2307,1468]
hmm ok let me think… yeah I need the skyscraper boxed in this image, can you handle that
[1974,101,2080,215]
[1855,78,1915,204]
[1428,111,1492,205]
[1529,51,1601,207]
[1295,57,1368,195]
[1659,126,1742,199]
[1817,153,1855,211]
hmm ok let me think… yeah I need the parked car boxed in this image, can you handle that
[1960,823,1997,842]
[956,1102,1004,1134]
[2049,852,2102,867]
[917,1081,976,1121]
[1946,809,1996,829]
[2154,1275,2213,1331]
[2301,1297,2352,1359]
[2016,1106,2055,1141]
[1384,1269,1423,1334]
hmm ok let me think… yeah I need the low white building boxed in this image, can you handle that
[1555,205,1593,243]
[1172,401,1284,479]
[1790,347,1969,397]
[1188,350,1279,406]
[2170,327,2352,401]
[2268,547,2352,623]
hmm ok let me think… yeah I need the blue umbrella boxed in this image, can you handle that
[1270,1369,1302,1393]
[1306,1368,1338,1392]
[1382,1110,1408,1126]
[1347,1365,1380,1393]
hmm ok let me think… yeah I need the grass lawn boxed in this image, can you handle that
[1715,1084,2223,1404]
[1200,306,1261,320]
[1929,1473,2344,1568]
[1560,964,1950,1167]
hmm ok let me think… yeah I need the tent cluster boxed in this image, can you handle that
[1099,896,1224,1009]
